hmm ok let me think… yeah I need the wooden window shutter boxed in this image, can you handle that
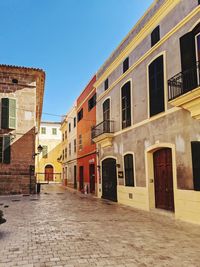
[151,26,160,47]
[1,98,16,129]
[191,141,200,191]
[180,32,197,91]
[180,32,196,71]
[121,81,131,129]
[149,55,164,117]
[0,137,3,163]
[3,135,11,164]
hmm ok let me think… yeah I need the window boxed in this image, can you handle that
[121,81,131,129]
[69,143,71,156]
[74,139,76,153]
[41,127,46,134]
[65,130,67,140]
[52,128,57,135]
[78,108,83,122]
[1,98,16,129]
[104,78,109,90]
[62,149,64,160]
[123,57,129,73]
[69,123,71,133]
[88,93,96,111]
[65,147,67,159]
[42,145,48,158]
[0,135,11,164]
[79,135,82,150]
[124,154,134,186]
[191,141,200,191]
[103,99,110,132]
[151,26,160,47]
[62,133,64,141]
[148,55,164,117]
[74,117,76,128]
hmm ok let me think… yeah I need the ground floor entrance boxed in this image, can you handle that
[102,158,117,202]
[153,148,174,211]
[45,165,54,182]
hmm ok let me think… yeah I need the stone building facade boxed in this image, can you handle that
[36,121,62,183]
[61,104,77,188]
[0,64,45,195]
[92,0,200,224]
[77,75,97,194]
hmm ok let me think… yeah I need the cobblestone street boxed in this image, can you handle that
[0,184,200,267]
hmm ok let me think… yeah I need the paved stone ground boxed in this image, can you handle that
[0,184,200,267]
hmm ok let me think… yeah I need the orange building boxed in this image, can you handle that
[77,75,96,194]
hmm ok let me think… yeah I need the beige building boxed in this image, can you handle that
[61,104,77,188]
[36,121,62,183]
[92,0,200,224]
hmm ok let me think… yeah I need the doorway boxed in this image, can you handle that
[45,165,54,182]
[153,148,174,211]
[79,166,84,191]
[89,164,95,194]
[102,158,117,202]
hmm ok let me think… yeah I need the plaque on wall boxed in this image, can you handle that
[118,171,124,178]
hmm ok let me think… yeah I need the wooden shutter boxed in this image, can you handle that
[151,26,160,47]
[3,135,11,164]
[124,154,134,186]
[123,57,129,73]
[0,137,3,163]
[191,142,200,191]
[180,32,197,91]
[149,55,164,117]
[1,98,16,129]
[121,81,131,129]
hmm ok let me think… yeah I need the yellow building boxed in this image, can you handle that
[36,121,62,183]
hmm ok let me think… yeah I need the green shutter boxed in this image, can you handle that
[9,99,16,129]
[1,98,9,129]
[1,98,16,129]
[3,136,11,164]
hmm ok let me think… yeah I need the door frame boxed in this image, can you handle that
[100,156,118,201]
[44,164,54,182]
[145,143,177,211]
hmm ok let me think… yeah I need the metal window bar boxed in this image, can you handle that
[168,61,200,101]
[91,120,114,139]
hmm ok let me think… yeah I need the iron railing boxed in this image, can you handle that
[168,61,200,101]
[92,120,115,139]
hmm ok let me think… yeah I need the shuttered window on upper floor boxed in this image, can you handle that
[42,145,48,158]
[104,78,109,90]
[88,93,96,111]
[77,108,83,122]
[149,55,165,117]
[1,98,16,129]
[151,26,160,47]
[121,81,131,129]
[0,135,11,164]
[123,57,129,73]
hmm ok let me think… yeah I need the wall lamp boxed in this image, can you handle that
[33,145,43,158]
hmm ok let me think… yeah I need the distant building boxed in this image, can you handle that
[92,0,200,224]
[36,121,62,183]
[61,104,77,188]
[77,75,97,194]
[0,64,45,195]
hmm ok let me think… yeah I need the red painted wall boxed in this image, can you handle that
[77,75,97,193]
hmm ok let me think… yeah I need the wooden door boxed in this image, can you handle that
[102,158,117,202]
[153,148,174,211]
[45,165,53,181]
[89,164,95,194]
[79,166,84,191]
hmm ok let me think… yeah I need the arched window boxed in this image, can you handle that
[148,55,164,117]
[121,81,131,129]
[124,154,134,186]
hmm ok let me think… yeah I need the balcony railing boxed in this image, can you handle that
[168,61,200,101]
[92,120,114,139]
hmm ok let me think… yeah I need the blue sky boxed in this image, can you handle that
[0,0,153,122]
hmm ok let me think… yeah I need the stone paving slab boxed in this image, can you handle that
[0,184,200,267]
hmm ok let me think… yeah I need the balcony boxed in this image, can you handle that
[92,120,115,148]
[168,62,200,119]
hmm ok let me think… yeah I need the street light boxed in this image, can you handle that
[33,145,43,158]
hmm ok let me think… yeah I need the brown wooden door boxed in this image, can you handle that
[79,166,84,191]
[153,148,174,211]
[45,165,54,181]
[89,164,95,194]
